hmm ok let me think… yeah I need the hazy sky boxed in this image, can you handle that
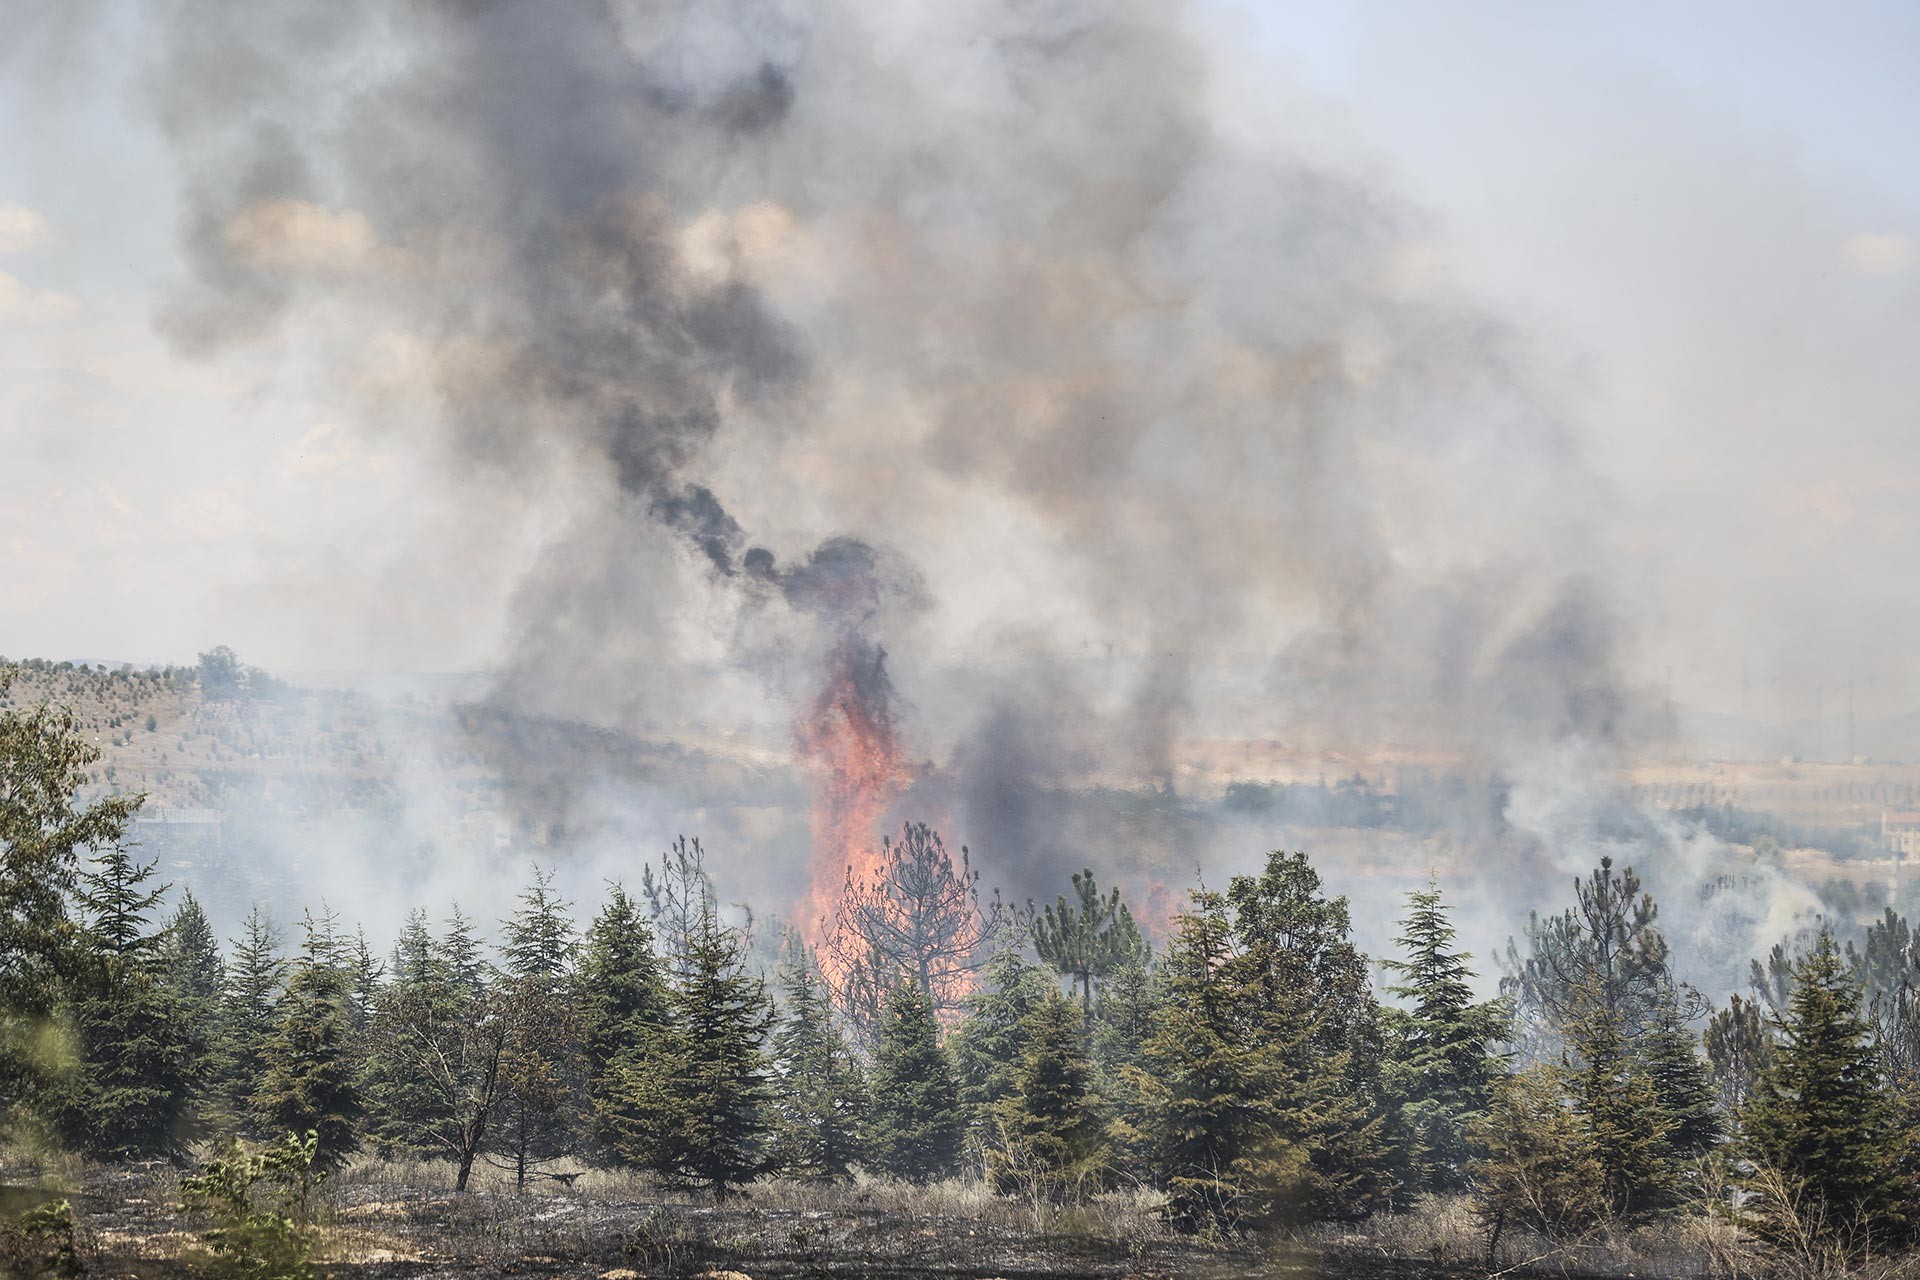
[1,1,1916,735]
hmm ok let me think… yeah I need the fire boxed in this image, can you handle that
[795,639,908,949]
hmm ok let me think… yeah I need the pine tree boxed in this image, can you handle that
[825,822,990,1034]
[363,911,510,1190]
[0,667,143,1114]
[1506,857,1672,1056]
[1638,985,1721,1162]
[1089,949,1162,1172]
[49,847,197,1158]
[642,836,717,986]
[577,884,671,1161]
[1740,930,1908,1253]
[1381,881,1509,1194]
[1032,868,1146,1023]
[217,905,287,1135]
[1133,888,1302,1231]
[160,887,225,1125]
[949,946,1055,1125]
[490,868,583,1190]
[1568,992,1679,1220]
[990,990,1108,1202]
[1704,993,1773,1111]
[605,897,773,1198]
[254,911,361,1172]
[1227,852,1395,1221]
[1468,1065,1607,1251]
[769,942,864,1181]
[866,980,964,1183]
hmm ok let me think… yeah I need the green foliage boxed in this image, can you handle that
[0,1197,79,1279]
[1637,986,1721,1162]
[1032,868,1146,1020]
[949,947,1056,1125]
[769,942,865,1181]
[865,980,964,1184]
[1740,930,1909,1255]
[253,914,361,1174]
[1567,993,1679,1220]
[605,897,773,1198]
[361,910,509,1189]
[577,885,671,1162]
[217,906,288,1136]
[488,868,584,1189]
[1505,856,1672,1054]
[1380,880,1508,1195]
[0,666,144,1110]
[181,1130,323,1280]
[989,990,1109,1202]
[1131,880,1385,1233]
[162,889,226,1078]
[1704,993,1773,1111]
[45,847,198,1159]
[1468,1064,1606,1247]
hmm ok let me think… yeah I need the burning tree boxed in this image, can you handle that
[824,821,992,1037]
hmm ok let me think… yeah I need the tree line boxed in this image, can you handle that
[2,666,1916,1261]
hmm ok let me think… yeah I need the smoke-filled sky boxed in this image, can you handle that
[2,0,1917,742]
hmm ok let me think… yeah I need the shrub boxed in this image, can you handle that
[180,1131,324,1280]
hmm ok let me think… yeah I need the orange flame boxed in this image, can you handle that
[795,641,909,949]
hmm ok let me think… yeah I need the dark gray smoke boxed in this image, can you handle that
[120,0,1808,987]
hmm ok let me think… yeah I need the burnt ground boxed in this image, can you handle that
[27,1164,1496,1280]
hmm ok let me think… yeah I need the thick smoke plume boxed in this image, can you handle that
[122,0,1809,987]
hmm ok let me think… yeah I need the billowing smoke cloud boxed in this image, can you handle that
[121,0,1808,988]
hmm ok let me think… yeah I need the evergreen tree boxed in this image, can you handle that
[825,822,990,1034]
[159,887,225,1130]
[642,836,717,986]
[363,911,510,1190]
[1468,1065,1607,1251]
[217,905,287,1135]
[254,912,361,1173]
[0,666,144,1115]
[769,941,864,1182]
[49,847,197,1158]
[1704,993,1773,1112]
[1227,852,1395,1220]
[577,884,671,1161]
[949,946,1056,1126]
[866,980,964,1183]
[1381,881,1509,1194]
[1568,992,1679,1220]
[1505,857,1672,1056]
[990,990,1108,1202]
[1032,868,1146,1022]
[489,868,583,1190]
[1741,930,1908,1253]
[1089,949,1162,1172]
[606,897,773,1198]
[1133,889,1301,1231]
[1638,985,1722,1162]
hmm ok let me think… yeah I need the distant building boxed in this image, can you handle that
[1885,811,1920,860]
